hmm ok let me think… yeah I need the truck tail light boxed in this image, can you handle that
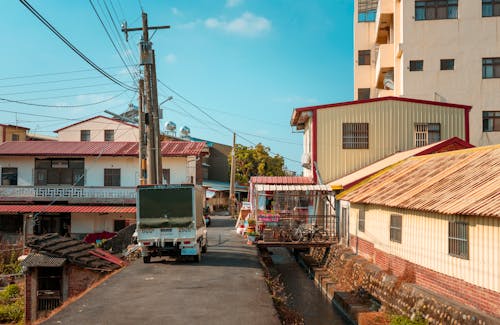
[183,241,191,245]
[142,242,151,246]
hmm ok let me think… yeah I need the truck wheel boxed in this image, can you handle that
[143,255,151,263]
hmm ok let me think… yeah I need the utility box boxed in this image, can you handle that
[139,40,153,65]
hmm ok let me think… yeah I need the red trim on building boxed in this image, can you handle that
[0,205,135,213]
[465,107,471,143]
[291,96,472,126]
[54,115,138,133]
[415,137,473,156]
[312,109,318,183]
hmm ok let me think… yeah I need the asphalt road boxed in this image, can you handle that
[42,215,280,325]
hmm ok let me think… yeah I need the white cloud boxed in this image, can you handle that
[226,0,243,8]
[164,53,177,64]
[171,7,182,16]
[204,12,271,37]
[177,19,202,30]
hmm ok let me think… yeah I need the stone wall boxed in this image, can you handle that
[308,244,500,325]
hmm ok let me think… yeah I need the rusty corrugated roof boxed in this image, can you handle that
[338,145,500,218]
[0,141,207,157]
[250,176,315,185]
[329,137,474,190]
[0,205,135,213]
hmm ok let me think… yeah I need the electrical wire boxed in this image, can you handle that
[0,65,135,81]
[20,0,136,91]
[89,0,138,84]
[0,90,128,108]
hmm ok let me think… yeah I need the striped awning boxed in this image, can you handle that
[254,184,332,192]
[0,205,135,214]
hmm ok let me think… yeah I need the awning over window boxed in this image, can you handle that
[0,205,135,214]
[254,184,332,192]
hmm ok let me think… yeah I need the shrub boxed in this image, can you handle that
[0,299,24,323]
[390,315,427,325]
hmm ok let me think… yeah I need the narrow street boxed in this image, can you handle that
[42,215,280,325]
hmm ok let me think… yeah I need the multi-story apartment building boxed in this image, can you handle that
[354,0,500,146]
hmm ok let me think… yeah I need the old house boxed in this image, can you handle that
[290,97,470,184]
[0,124,29,142]
[54,115,138,142]
[21,233,124,322]
[337,145,500,317]
[0,140,207,241]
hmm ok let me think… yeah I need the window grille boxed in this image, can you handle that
[343,123,369,149]
[483,58,500,78]
[482,111,500,132]
[358,0,378,22]
[104,130,114,142]
[415,123,441,147]
[448,221,468,259]
[358,207,365,232]
[104,168,121,186]
[80,130,90,142]
[390,214,402,243]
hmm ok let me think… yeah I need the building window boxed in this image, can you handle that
[358,50,371,65]
[104,168,120,186]
[1,168,18,185]
[358,0,378,22]
[483,0,500,17]
[483,111,500,132]
[390,214,402,243]
[104,130,114,142]
[80,130,90,142]
[449,221,468,259]
[343,123,369,149]
[162,169,171,185]
[409,60,424,71]
[440,59,455,71]
[483,58,500,78]
[358,207,365,233]
[11,134,20,141]
[415,0,458,20]
[358,88,370,100]
[415,123,441,147]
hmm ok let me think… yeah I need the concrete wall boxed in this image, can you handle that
[71,212,135,234]
[354,0,500,146]
[0,126,28,142]
[348,202,500,296]
[57,117,138,142]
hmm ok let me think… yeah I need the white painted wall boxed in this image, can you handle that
[57,117,139,142]
[349,203,500,293]
[71,212,135,234]
[0,157,34,185]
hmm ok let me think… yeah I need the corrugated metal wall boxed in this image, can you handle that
[316,100,465,182]
[349,203,500,293]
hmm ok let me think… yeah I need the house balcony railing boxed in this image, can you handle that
[0,185,136,204]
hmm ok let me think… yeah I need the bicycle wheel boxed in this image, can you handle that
[291,227,302,242]
[313,230,328,242]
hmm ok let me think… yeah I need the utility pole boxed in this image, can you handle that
[122,13,170,185]
[138,79,146,184]
[229,133,236,217]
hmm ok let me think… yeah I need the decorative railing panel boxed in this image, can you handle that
[0,186,136,201]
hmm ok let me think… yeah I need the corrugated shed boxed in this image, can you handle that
[338,145,500,218]
[0,141,206,157]
[250,176,314,185]
[0,205,135,213]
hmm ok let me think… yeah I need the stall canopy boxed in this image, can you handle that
[254,184,332,192]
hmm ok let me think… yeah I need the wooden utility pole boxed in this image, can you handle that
[138,79,146,185]
[122,12,170,185]
[229,133,236,217]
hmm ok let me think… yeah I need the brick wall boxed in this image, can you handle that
[352,235,500,317]
[67,265,102,297]
[24,270,33,324]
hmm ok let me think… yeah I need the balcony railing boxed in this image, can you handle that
[0,186,136,203]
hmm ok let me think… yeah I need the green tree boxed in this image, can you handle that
[230,143,285,185]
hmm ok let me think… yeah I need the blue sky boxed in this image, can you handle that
[0,0,354,173]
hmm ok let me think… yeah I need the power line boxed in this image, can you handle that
[0,90,128,108]
[0,82,115,96]
[0,65,135,81]
[0,72,130,88]
[0,89,127,103]
[89,0,137,84]
[20,0,136,91]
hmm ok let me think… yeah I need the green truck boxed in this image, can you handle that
[136,184,208,263]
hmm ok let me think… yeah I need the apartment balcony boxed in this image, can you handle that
[375,43,394,89]
[375,0,394,44]
[0,186,136,204]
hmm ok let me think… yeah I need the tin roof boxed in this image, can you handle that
[291,96,471,126]
[0,205,135,214]
[338,145,500,218]
[26,233,123,271]
[0,124,30,130]
[329,137,474,190]
[0,140,207,157]
[21,253,66,267]
[54,115,138,133]
[250,176,315,185]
